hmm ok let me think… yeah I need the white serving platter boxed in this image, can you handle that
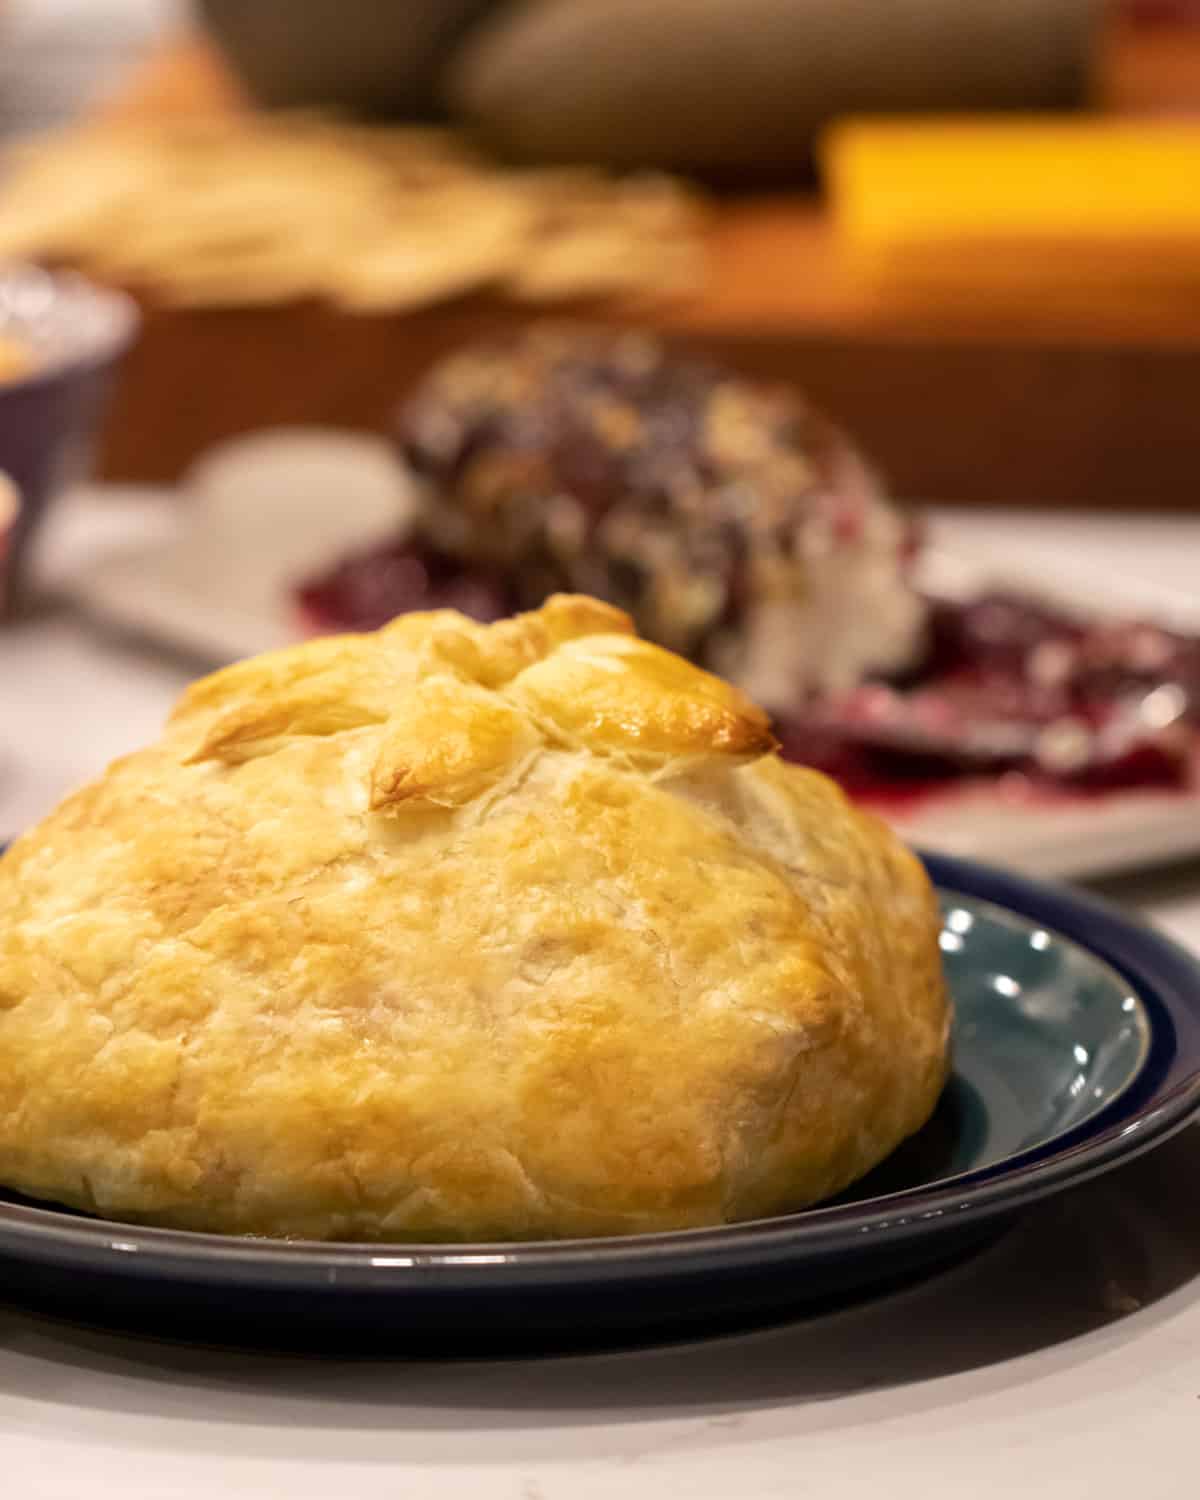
[45,444,1200,883]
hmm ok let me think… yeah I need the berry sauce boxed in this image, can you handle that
[296,542,1200,810]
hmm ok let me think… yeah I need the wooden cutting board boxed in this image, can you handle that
[91,21,1200,508]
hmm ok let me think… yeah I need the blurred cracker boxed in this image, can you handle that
[511,232,705,301]
[0,129,170,258]
[0,114,707,310]
[329,182,537,311]
[510,170,707,300]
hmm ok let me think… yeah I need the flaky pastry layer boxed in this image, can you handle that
[0,596,949,1240]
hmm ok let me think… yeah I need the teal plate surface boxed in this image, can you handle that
[839,891,1152,1204]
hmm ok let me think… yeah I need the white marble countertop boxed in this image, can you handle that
[2,499,1200,1499]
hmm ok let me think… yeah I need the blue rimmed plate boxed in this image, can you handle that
[0,851,1198,1354]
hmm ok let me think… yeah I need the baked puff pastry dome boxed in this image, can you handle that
[0,596,949,1241]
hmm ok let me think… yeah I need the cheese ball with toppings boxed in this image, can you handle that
[396,326,926,708]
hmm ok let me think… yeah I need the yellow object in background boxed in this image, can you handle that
[823,118,1200,298]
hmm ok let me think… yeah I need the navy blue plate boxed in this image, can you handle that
[1,852,1198,1354]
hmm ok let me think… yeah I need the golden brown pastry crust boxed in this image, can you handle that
[0,596,949,1241]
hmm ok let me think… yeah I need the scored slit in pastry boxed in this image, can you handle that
[0,595,950,1241]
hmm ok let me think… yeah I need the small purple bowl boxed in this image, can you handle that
[0,265,138,616]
